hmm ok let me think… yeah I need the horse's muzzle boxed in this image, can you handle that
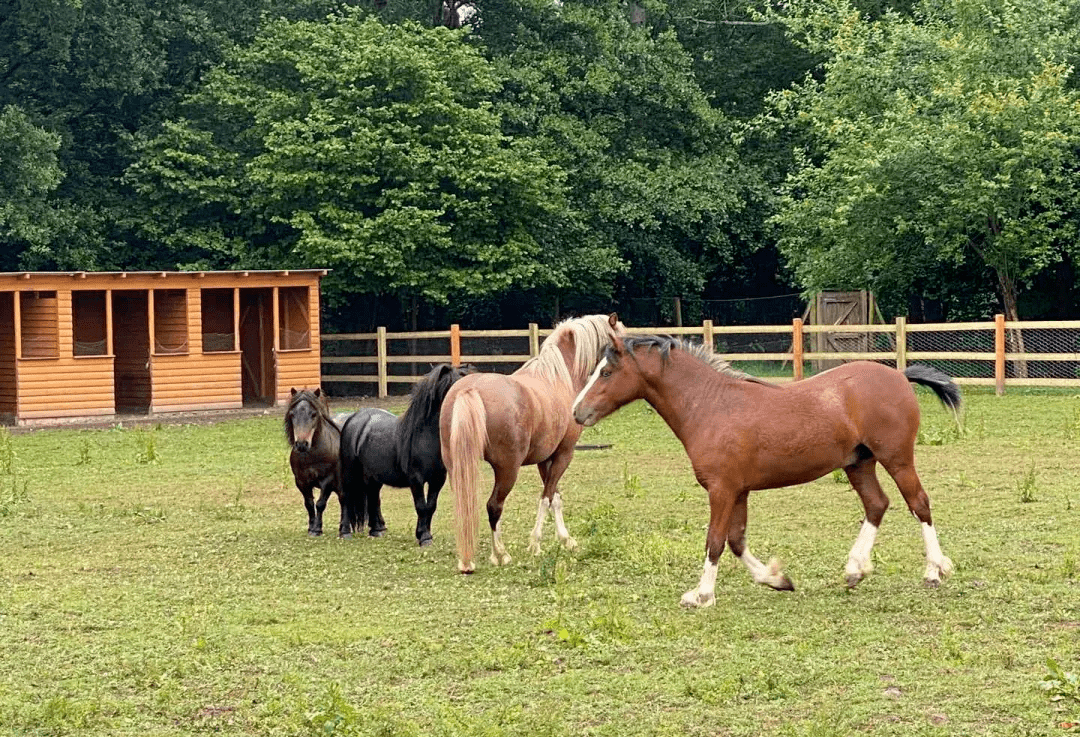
[293,439,311,453]
[573,407,597,427]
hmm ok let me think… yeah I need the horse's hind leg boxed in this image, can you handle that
[487,464,520,566]
[726,491,794,590]
[844,458,889,587]
[881,457,953,586]
[366,483,387,537]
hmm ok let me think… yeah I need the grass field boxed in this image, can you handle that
[0,388,1078,736]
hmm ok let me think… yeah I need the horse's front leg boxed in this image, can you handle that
[682,483,738,609]
[529,447,577,556]
[299,485,319,536]
[313,484,332,537]
[408,482,431,546]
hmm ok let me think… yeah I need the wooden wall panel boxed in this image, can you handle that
[153,289,189,354]
[17,357,114,419]
[276,350,321,403]
[20,291,59,358]
[0,295,15,416]
[151,353,242,412]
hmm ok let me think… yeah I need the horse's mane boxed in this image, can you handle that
[613,335,779,387]
[396,364,471,459]
[284,388,334,444]
[519,314,621,388]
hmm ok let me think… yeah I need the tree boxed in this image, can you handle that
[474,0,761,319]
[128,14,570,305]
[0,105,63,268]
[767,0,1080,322]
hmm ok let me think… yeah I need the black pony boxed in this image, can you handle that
[340,363,471,545]
[284,388,353,537]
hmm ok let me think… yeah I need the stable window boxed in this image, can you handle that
[201,289,235,353]
[20,291,59,358]
[153,290,189,355]
[72,291,108,356]
[278,287,310,350]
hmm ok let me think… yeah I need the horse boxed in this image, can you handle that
[571,334,962,608]
[440,313,625,573]
[339,363,472,545]
[284,387,354,537]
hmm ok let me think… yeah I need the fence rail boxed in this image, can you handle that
[321,315,1080,397]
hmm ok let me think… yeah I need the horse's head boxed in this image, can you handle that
[572,332,645,427]
[286,387,328,453]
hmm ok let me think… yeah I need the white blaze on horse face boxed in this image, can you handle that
[845,519,879,582]
[572,357,608,424]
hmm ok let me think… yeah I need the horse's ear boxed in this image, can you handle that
[608,312,619,329]
[611,333,627,355]
[313,387,321,397]
[290,387,298,396]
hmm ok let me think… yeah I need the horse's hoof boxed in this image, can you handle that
[924,577,942,589]
[458,560,475,574]
[679,590,715,609]
[418,536,433,547]
[771,575,795,592]
[339,532,353,540]
[562,537,579,552]
[527,540,541,556]
[845,573,863,589]
[308,530,322,537]
[489,552,512,566]
[369,529,386,538]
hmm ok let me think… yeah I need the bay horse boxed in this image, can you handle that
[440,313,625,572]
[572,335,961,608]
[284,388,353,537]
[339,364,472,545]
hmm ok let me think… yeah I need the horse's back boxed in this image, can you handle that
[441,371,571,466]
[341,408,405,484]
[790,361,921,442]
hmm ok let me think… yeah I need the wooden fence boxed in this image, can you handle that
[321,315,1080,397]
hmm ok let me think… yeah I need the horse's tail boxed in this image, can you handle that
[905,364,962,412]
[339,413,372,532]
[445,388,488,574]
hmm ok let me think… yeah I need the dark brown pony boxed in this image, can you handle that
[440,313,624,572]
[572,335,961,608]
[284,388,353,537]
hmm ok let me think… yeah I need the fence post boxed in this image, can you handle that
[702,319,714,353]
[528,323,540,357]
[377,326,388,399]
[895,316,907,372]
[450,323,461,368]
[994,313,1006,396]
[792,318,804,381]
[674,297,683,327]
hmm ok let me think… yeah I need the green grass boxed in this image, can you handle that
[1,389,1078,735]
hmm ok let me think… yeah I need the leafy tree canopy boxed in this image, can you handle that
[128,14,573,304]
[767,0,1080,319]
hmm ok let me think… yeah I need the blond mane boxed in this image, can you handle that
[518,314,621,389]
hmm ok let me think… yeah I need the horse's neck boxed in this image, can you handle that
[642,351,742,441]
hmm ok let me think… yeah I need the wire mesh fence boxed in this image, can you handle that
[321,319,1080,397]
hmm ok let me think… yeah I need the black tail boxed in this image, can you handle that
[904,364,961,411]
[338,413,370,532]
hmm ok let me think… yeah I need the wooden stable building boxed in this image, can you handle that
[0,270,326,425]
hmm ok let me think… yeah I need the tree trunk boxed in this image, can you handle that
[996,269,1028,378]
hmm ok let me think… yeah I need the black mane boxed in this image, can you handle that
[608,335,778,387]
[395,364,473,460]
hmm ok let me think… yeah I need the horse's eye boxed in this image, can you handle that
[600,370,612,378]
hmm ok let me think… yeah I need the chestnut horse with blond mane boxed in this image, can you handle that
[572,335,961,608]
[440,313,624,572]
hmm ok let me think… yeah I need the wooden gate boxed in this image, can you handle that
[809,290,875,371]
